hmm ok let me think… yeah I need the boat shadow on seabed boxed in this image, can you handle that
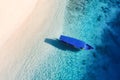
[44,38,80,52]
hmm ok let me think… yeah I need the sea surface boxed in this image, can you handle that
[17,0,120,80]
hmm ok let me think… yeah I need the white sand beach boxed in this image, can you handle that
[0,0,66,79]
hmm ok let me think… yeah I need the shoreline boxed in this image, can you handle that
[0,0,67,79]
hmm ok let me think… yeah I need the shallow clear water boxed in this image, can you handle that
[32,0,120,80]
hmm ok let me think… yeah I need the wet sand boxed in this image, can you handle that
[0,0,66,79]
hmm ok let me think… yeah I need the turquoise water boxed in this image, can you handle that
[21,0,120,80]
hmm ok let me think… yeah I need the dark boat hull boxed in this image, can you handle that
[59,35,93,50]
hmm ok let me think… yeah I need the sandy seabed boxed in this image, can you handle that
[0,0,67,79]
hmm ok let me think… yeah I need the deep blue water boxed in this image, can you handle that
[32,0,120,80]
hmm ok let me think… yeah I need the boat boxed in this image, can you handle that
[59,35,93,50]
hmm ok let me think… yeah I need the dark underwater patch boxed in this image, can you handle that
[94,3,120,80]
